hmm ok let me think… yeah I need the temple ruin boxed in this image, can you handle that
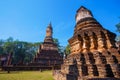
[53,6,120,80]
[30,23,63,67]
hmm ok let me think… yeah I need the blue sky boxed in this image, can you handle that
[0,0,120,46]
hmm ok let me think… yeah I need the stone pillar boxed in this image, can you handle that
[78,35,83,52]
[75,41,82,53]
[105,33,114,49]
[83,35,90,52]
[90,36,95,50]
[93,52,102,64]
[90,34,97,51]
[97,34,106,51]
[84,53,91,64]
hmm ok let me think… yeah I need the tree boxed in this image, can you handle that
[0,39,4,55]
[65,44,70,55]
[116,23,120,33]
[12,41,41,64]
[116,17,120,41]
[53,38,65,56]
[115,35,120,41]
[53,38,60,47]
[3,39,14,54]
[32,42,41,53]
[116,19,120,33]
[0,37,42,65]
[53,38,61,51]
[6,37,13,42]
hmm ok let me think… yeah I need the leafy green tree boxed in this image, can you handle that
[0,37,42,65]
[53,38,65,56]
[116,23,120,33]
[0,39,4,55]
[53,38,60,47]
[12,41,39,64]
[0,39,4,46]
[6,37,14,42]
[3,38,14,54]
[32,42,41,53]
[53,38,60,51]
[0,47,4,55]
[116,17,120,41]
[115,35,120,41]
[65,44,70,55]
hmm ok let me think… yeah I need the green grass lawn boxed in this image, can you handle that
[0,70,54,80]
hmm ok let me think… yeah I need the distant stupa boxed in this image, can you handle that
[53,6,120,80]
[31,23,63,67]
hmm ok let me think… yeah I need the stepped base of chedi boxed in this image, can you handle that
[53,6,120,80]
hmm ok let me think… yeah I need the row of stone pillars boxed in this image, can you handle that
[70,31,116,53]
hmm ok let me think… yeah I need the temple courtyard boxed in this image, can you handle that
[0,1,120,80]
[0,70,54,80]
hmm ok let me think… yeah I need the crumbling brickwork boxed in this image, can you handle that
[53,6,120,80]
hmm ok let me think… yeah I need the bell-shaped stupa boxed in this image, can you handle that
[53,6,120,80]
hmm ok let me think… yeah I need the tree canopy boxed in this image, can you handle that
[0,37,41,65]
[116,23,120,33]
[116,17,120,41]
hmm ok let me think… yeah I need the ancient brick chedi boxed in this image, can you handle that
[53,6,120,80]
[31,23,63,66]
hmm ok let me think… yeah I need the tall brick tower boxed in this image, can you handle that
[31,23,63,67]
[53,6,120,80]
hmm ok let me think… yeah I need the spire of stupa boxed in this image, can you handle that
[75,6,93,23]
